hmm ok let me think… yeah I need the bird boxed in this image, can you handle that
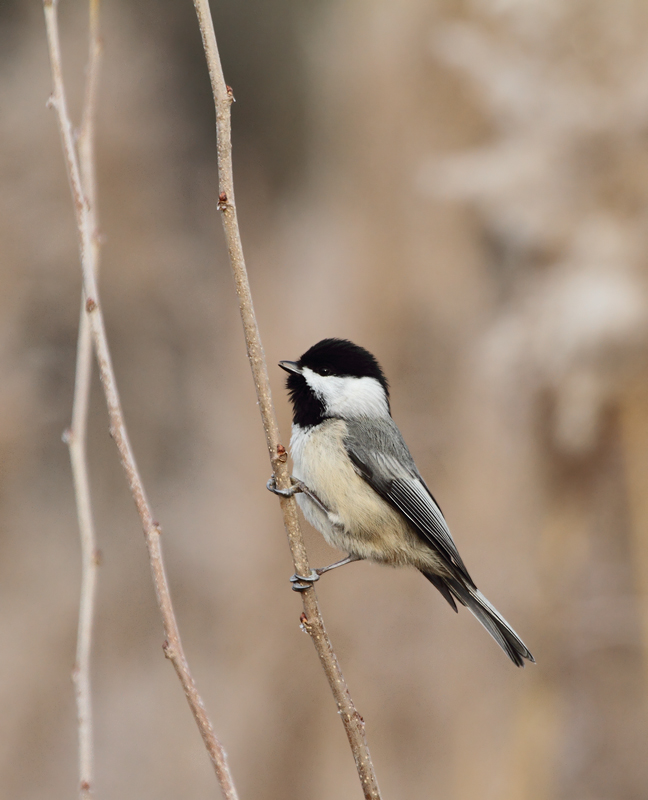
[269,337,534,667]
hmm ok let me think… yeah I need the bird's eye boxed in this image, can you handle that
[320,367,330,375]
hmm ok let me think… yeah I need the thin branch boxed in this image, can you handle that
[78,0,101,213]
[43,3,239,798]
[191,3,383,797]
[63,1,102,797]
[66,295,97,800]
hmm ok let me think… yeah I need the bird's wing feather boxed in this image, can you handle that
[343,419,473,584]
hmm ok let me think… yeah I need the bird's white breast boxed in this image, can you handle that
[289,419,440,569]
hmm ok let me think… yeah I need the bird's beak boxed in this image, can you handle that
[279,360,302,375]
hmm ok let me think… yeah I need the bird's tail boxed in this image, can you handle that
[423,572,535,667]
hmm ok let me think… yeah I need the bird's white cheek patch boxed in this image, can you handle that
[302,369,389,419]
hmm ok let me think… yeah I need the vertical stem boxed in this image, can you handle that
[44,3,239,798]
[191,2,382,797]
[67,300,98,800]
[65,1,102,796]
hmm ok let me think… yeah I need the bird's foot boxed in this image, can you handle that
[290,554,362,591]
[266,475,306,498]
[267,475,331,515]
[289,570,320,592]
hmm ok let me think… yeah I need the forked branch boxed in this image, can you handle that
[191,2,382,797]
[43,2,239,798]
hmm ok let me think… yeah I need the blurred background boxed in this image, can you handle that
[3,0,648,797]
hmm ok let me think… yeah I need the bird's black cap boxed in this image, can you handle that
[298,339,389,391]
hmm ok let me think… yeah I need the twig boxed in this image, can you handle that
[43,3,239,798]
[191,2,383,797]
[78,0,101,213]
[63,1,102,797]
[66,296,97,800]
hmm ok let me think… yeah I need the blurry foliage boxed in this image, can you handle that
[128,0,317,190]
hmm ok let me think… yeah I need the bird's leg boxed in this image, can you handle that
[315,553,362,576]
[290,554,362,592]
[267,475,330,515]
[268,476,359,590]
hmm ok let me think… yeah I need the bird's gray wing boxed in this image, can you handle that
[344,418,473,584]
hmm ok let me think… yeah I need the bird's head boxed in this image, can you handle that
[280,338,390,427]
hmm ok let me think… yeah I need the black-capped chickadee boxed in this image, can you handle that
[271,338,534,667]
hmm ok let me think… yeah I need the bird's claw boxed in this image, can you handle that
[266,475,305,498]
[289,570,320,592]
